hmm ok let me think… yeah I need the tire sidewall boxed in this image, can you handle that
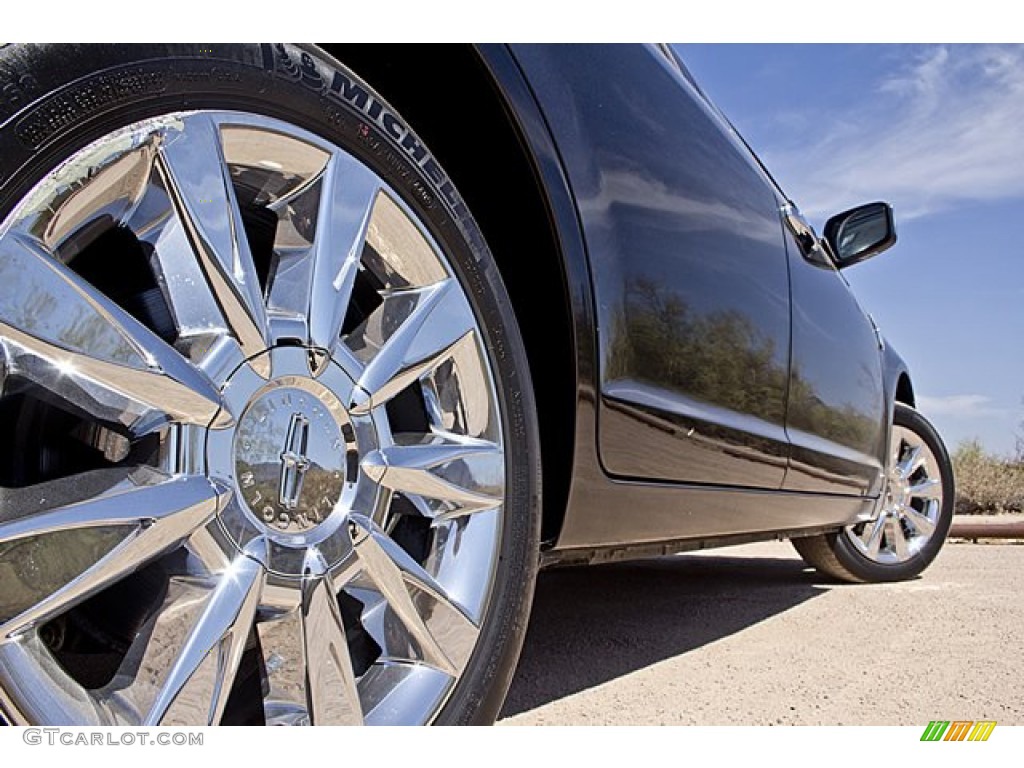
[0,43,541,725]
[832,403,954,582]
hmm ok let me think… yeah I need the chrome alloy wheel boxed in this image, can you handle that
[843,424,944,565]
[0,112,506,725]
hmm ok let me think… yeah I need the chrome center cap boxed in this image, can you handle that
[206,345,378,577]
[233,379,349,535]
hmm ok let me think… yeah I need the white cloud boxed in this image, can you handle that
[918,394,1007,419]
[764,45,1024,221]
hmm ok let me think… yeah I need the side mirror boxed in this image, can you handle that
[824,202,897,269]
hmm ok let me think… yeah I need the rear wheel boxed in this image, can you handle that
[0,44,540,725]
[792,403,953,583]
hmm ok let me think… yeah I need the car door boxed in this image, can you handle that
[781,209,887,495]
[510,44,793,489]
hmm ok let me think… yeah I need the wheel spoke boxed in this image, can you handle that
[861,515,886,558]
[156,114,269,376]
[144,213,235,366]
[903,505,937,537]
[0,235,228,431]
[307,152,381,354]
[348,280,475,415]
[886,515,910,559]
[350,515,477,675]
[362,433,502,523]
[145,542,266,725]
[897,444,925,478]
[27,139,158,252]
[357,662,451,726]
[908,477,942,501]
[0,473,227,638]
[0,632,109,725]
[300,552,362,725]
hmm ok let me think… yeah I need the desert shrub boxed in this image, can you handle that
[951,440,1024,514]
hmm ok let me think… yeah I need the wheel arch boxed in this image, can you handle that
[882,341,915,408]
[318,44,583,545]
[896,372,915,407]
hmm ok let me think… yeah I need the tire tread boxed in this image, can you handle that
[791,534,865,583]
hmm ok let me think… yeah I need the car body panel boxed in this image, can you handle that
[508,43,792,491]
[781,227,887,496]
[476,43,902,556]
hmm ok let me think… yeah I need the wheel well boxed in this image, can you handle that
[896,374,915,407]
[320,45,575,543]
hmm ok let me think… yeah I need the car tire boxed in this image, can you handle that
[792,402,953,583]
[0,43,540,726]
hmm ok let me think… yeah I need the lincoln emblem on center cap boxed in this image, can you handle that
[279,413,312,510]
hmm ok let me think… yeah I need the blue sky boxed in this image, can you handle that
[677,44,1024,457]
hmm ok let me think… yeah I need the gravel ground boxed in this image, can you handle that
[499,539,1023,725]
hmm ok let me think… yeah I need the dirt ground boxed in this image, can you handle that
[500,540,1023,725]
